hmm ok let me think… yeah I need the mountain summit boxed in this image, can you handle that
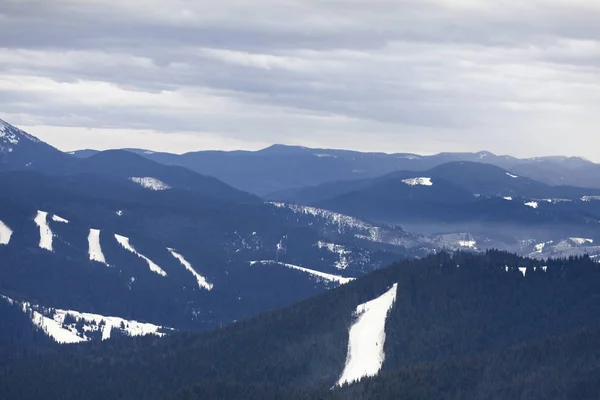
[0,119,76,173]
[0,119,42,148]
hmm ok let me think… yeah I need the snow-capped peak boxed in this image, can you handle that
[0,118,41,145]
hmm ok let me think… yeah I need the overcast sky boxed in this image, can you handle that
[1,0,600,159]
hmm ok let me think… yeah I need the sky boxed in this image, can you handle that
[1,0,600,159]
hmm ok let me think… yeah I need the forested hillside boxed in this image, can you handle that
[2,251,599,400]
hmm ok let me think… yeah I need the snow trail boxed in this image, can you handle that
[0,220,13,245]
[168,248,213,290]
[88,229,108,266]
[52,214,69,223]
[34,210,53,251]
[114,234,167,276]
[250,260,354,285]
[337,284,398,386]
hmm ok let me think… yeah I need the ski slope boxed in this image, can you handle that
[250,260,354,285]
[337,283,398,387]
[114,234,167,276]
[168,248,213,290]
[0,220,12,245]
[34,210,53,251]
[88,229,108,266]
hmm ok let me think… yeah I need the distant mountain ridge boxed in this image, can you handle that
[278,161,600,205]
[0,119,257,204]
[71,143,600,195]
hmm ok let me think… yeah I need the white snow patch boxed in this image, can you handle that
[544,198,572,204]
[458,240,477,249]
[88,229,108,266]
[130,177,171,191]
[534,243,546,253]
[503,196,513,201]
[506,172,518,178]
[115,234,167,276]
[34,210,53,251]
[250,260,354,285]
[52,214,69,223]
[318,241,351,270]
[168,248,213,290]
[519,267,527,277]
[582,196,600,202]
[314,153,337,158]
[525,201,539,209]
[0,220,13,245]
[570,237,593,245]
[402,177,433,186]
[337,284,398,387]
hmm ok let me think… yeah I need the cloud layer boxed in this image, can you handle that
[1,0,600,158]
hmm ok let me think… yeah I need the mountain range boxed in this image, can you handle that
[2,117,600,399]
[72,144,600,195]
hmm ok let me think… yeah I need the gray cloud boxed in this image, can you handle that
[1,0,600,158]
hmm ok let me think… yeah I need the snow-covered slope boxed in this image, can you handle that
[34,210,53,251]
[337,283,398,386]
[0,119,41,152]
[0,220,12,245]
[168,248,213,290]
[250,260,354,285]
[88,228,108,266]
[115,234,167,276]
[527,237,600,259]
[1,295,172,344]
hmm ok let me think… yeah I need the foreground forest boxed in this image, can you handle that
[2,251,600,399]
